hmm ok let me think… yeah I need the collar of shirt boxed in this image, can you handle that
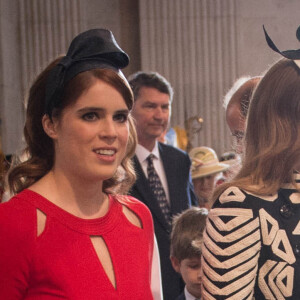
[136,142,160,163]
[184,286,201,300]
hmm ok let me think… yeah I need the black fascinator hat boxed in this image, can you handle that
[45,28,129,116]
[263,25,300,67]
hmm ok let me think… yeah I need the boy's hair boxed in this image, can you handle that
[170,207,208,262]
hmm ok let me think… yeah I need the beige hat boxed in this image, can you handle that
[189,147,229,179]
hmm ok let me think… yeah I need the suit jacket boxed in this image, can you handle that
[129,143,197,300]
[175,292,186,300]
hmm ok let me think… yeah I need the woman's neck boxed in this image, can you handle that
[29,169,109,219]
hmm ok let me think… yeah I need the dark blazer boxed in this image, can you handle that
[129,143,197,300]
[175,292,186,300]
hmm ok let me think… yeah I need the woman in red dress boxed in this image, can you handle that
[0,29,155,300]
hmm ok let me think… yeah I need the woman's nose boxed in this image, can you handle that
[99,118,117,139]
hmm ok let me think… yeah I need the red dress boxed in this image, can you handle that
[0,189,154,299]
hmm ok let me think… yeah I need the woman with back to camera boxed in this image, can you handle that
[202,26,300,299]
[0,29,155,299]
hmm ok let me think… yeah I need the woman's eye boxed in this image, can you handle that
[113,113,128,123]
[82,112,98,121]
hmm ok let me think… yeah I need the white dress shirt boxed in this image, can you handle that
[135,142,170,204]
[184,286,201,300]
[135,142,168,300]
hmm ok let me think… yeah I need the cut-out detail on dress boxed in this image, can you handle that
[90,236,116,289]
[122,205,142,228]
[36,208,47,237]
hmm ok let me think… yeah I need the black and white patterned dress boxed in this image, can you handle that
[202,174,300,299]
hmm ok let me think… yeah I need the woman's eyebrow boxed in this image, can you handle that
[77,107,105,113]
[115,109,129,114]
[76,107,129,114]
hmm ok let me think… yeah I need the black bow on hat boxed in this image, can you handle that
[263,25,300,61]
[45,28,129,115]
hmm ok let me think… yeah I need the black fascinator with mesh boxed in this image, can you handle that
[45,28,129,115]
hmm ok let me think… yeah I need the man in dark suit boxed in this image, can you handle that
[128,71,197,300]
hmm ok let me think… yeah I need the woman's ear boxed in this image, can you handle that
[42,114,58,139]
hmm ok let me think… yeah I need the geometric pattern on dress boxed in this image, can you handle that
[203,227,260,256]
[277,265,294,298]
[202,238,261,269]
[259,209,296,264]
[259,208,279,246]
[202,207,261,299]
[201,245,260,281]
[202,183,299,300]
[272,230,296,264]
[206,216,259,243]
[201,261,257,297]
[201,286,255,300]
[219,186,246,204]
[259,260,276,299]
[258,260,294,300]
[146,154,171,226]
[209,208,253,231]
[292,221,300,235]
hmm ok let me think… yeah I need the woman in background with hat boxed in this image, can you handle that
[189,146,229,209]
[0,29,155,299]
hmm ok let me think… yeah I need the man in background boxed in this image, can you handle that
[128,71,197,300]
[221,76,261,180]
[223,76,261,153]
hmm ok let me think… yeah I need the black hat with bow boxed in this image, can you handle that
[45,28,129,116]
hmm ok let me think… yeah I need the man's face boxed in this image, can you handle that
[131,86,170,149]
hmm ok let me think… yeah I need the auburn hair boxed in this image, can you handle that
[8,58,137,195]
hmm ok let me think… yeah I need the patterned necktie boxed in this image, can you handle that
[146,154,171,226]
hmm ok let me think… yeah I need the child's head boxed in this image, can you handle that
[170,207,208,298]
